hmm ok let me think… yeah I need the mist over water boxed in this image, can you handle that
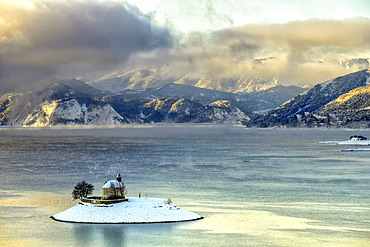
[0,125,369,246]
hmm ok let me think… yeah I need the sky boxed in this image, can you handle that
[127,0,370,32]
[0,0,370,92]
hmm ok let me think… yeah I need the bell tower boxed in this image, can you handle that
[116,173,122,182]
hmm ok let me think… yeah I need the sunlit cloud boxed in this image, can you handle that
[129,18,370,84]
[0,0,369,92]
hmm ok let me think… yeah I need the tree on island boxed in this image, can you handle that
[72,181,94,200]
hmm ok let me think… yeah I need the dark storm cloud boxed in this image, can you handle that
[0,0,173,92]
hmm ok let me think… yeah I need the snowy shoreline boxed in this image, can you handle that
[51,197,203,224]
[50,216,204,224]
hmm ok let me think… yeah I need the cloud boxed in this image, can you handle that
[0,0,173,92]
[214,18,370,83]
[1,1,369,92]
[130,18,370,85]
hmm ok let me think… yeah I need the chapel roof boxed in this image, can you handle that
[102,180,123,189]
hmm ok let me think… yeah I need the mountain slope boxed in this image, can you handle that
[115,82,305,116]
[23,98,128,126]
[88,69,174,93]
[0,79,127,126]
[247,69,370,127]
[316,85,370,125]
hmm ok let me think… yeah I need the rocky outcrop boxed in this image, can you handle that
[0,93,15,125]
[23,98,128,126]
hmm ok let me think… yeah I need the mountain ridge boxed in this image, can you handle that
[0,80,253,126]
[88,58,369,94]
[247,69,370,128]
[1,69,369,127]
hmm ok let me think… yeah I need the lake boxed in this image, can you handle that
[0,125,369,246]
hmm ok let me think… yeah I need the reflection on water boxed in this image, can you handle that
[0,126,369,246]
[73,225,127,247]
[73,225,97,246]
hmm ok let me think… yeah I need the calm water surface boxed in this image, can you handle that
[0,125,369,246]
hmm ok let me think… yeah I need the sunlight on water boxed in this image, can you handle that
[179,200,370,247]
[0,191,76,212]
[1,192,368,247]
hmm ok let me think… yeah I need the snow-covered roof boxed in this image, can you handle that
[102,180,123,188]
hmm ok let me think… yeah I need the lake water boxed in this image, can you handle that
[0,125,369,247]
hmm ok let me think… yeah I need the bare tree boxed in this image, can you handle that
[110,182,127,199]
[118,182,127,197]
[72,181,94,200]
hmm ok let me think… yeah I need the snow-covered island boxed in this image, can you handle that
[320,135,370,146]
[51,174,203,224]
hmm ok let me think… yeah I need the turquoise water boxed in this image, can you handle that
[0,125,369,246]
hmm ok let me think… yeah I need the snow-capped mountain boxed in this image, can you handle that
[0,80,129,126]
[88,69,174,93]
[23,98,128,126]
[2,68,368,127]
[0,79,254,126]
[247,69,370,127]
[88,69,283,94]
[88,58,369,94]
[173,74,279,93]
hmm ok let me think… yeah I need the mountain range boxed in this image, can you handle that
[88,69,281,94]
[0,78,305,126]
[88,58,369,93]
[0,62,369,127]
[247,69,370,128]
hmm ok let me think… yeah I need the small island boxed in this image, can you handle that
[51,174,203,224]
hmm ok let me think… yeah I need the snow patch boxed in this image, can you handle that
[253,108,273,115]
[366,75,370,85]
[51,197,203,224]
[342,148,370,152]
[337,140,370,146]
[320,79,334,91]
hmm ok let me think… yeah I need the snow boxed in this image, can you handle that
[320,140,370,145]
[253,108,273,115]
[319,141,340,144]
[338,140,370,146]
[24,99,126,126]
[342,148,370,152]
[320,79,334,91]
[366,75,370,85]
[102,180,123,188]
[51,197,203,224]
